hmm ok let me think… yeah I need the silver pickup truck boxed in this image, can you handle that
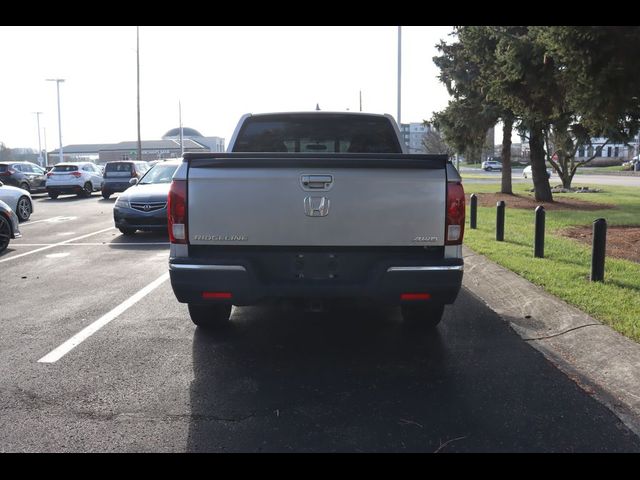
[168,112,465,329]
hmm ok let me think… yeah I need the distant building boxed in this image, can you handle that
[576,137,633,165]
[399,122,430,153]
[162,127,225,153]
[47,127,226,165]
[97,139,208,164]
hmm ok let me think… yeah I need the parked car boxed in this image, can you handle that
[0,199,21,253]
[0,180,33,221]
[481,160,502,171]
[113,160,180,235]
[101,161,150,199]
[522,165,551,179]
[0,161,48,193]
[45,162,103,199]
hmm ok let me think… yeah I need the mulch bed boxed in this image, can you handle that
[466,193,639,263]
[465,192,614,211]
[560,225,640,264]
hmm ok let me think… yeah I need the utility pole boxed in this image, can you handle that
[397,26,402,125]
[359,90,362,112]
[46,78,64,164]
[33,112,43,166]
[44,127,48,166]
[136,26,142,162]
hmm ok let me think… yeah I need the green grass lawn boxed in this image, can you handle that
[463,182,640,342]
[575,165,627,174]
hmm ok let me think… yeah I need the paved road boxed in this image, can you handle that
[1,193,639,452]
[461,168,640,187]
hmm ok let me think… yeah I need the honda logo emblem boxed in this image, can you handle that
[304,196,330,217]
[143,204,150,211]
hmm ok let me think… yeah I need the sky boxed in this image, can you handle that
[0,26,456,151]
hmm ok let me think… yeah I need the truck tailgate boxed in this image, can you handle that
[186,155,447,247]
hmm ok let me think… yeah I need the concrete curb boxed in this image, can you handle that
[462,246,640,437]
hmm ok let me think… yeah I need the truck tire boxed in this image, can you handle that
[0,214,11,253]
[188,304,232,328]
[401,303,445,329]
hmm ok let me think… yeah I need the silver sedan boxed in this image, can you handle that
[0,199,22,253]
[0,180,33,221]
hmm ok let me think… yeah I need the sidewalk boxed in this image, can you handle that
[462,246,640,436]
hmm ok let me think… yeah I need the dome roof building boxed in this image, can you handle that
[162,127,204,139]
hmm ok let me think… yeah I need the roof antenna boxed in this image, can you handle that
[316,103,321,111]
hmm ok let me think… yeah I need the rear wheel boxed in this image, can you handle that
[401,303,445,329]
[16,196,32,221]
[19,182,30,193]
[118,227,136,235]
[0,214,11,253]
[81,182,93,197]
[188,304,232,329]
[102,192,111,199]
[48,192,58,199]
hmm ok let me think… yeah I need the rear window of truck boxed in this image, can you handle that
[234,114,402,154]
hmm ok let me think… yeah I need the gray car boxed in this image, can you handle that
[113,160,180,235]
[0,199,22,253]
[102,161,151,199]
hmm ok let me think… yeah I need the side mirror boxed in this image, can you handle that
[129,178,138,186]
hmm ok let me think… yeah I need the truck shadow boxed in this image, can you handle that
[186,304,453,452]
[184,290,640,452]
[107,231,169,250]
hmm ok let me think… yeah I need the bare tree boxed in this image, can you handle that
[422,128,455,155]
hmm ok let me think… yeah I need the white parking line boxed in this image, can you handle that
[46,252,70,258]
[38,272,170,363]
[9,242,169,247]
[0,227,115,264]
[20,215,77,226]
[19,216,63,226]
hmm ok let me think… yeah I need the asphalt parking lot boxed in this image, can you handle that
[1,192,639,452]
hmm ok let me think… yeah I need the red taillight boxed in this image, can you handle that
[202,292,232,299]
[46,172,54,177]
[0,169,14,176]
[168,179,188,244]
[401,293,432,301]
[445,182,465,245]
[71,171,82,178]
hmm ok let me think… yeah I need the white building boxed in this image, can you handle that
[399,123,430,153]
[162,127,225,153]
[576,137,633,164]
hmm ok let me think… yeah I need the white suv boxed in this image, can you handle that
[481,160,502,171]
[46,162,104,199]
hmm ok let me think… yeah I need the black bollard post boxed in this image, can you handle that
[496,200,505,241]
[591,218,607,282]
[534,206,545,258]
[470,194,477,229]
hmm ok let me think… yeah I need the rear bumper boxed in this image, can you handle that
[46,184,84,194]
[102,181,132,194]
[169,248,463,306]
[113,205,168,231]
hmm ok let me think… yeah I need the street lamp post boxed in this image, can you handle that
[43,128,48,166]
[33,112,43,166]
[46,78,65,164]
[397,26,402,126]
